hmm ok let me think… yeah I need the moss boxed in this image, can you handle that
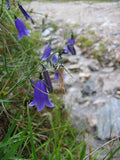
[65,23,70,27]
[92,50,102,61]
[72,23,80,28]
[77,36,88,43]
[51,22,58,31]
[99,43,105,53]
[88,30,95,35]
[81,40,94,48]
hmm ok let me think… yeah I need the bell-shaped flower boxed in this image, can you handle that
[68,37,75,45]
[64,36,76,55]
[41,45,58,63]
[29,80,54,111]
[18,3,34,24]
[40,45,51,60]
[6,0,11,10]
[43,70,53,93]
[15,17,31,40]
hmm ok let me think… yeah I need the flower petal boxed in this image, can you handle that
[29,100,36,107]
[36,100,45,111]
[54,72,59,82]
[41,45,51,60]
[45,98,54,108]
[67,44,76,55]
[15,18,31,40]
[52,55,58,63]
[64,46,69,53]
[68,37,75,45]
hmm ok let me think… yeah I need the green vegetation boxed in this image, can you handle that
[77,36,88,43]
[81,40,94,48]
[72,23,80,28]
[88,30,95,35]
[65,23,70,27]
[1,0,120,159]
[50,21,58,31]
[99,43,106,53]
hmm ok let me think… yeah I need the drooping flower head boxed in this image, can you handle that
[40,45,51,60]
[14,17,31,40]
[6,0,11,10]
[29,80,54,111]
[18,3,34,24]
[40,45,58,64]
[43,69,53,93]
[64,33,76,55]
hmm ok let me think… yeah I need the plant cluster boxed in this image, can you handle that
[1,1,120,159]
[1,0,76,112]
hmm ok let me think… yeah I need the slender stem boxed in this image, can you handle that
[2,36,9,75]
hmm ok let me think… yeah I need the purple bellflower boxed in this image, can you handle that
[18,3,34,24]
[41,45,58,63]
[64,36,76,55]
[43,70,53,93]
[29,80,54,111]
[41,45,51,60]
[15,17,31,40]
[52,55,58,63]
[6,0,11,10]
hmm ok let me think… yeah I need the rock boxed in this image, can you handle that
[55,28,63,35]
[82,74,103,96]
[115,52,120,62]
[88,59,100,71]
[102,69,120,93]
[97,97,120,140]
[65,55,80,64]
[67,64,80,72]
[64,73,79,87]
[42,27,54,37]
[79,73,91,83]
[107,44,116,52]
[64,84,82,108]
[79,73,91,79]
[76,28,83,35]
[101,67,114,73]
[78,58,100,72]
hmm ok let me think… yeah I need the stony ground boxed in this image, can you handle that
[25,1,120,158]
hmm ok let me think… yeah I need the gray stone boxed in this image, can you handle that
[42,27,54,37]
[102,69,120,93]
[67,64,80,72]
[97,97,120,140]
[88,59,100,71]
[78,58,100,72]
[55,28,63,35]
[82,75,103,96]
[101,67,114,73]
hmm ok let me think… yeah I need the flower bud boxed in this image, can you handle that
[43,70,53,93]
